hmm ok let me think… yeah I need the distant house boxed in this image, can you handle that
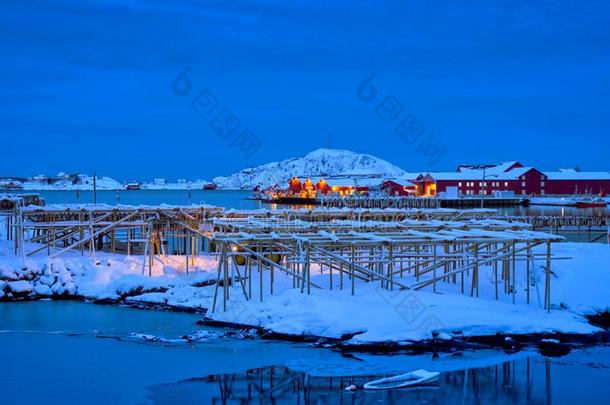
[381,179,416,196]
[285,174,385,197]
[544,170,610,195]
[0,193,44,210]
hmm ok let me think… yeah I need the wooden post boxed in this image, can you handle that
[259,257,263,303]
[387,244,393,291]
[329,255,333,290]
[339,247,344,290]
[185,231,189,275]
[545,241,551,312]
[526,243,531,304]
[444,243,449,282]
[307,245,311,295]
[80,213,84,255]
[432,245,437,293]
[270,256,274,295]
[248,255,252,299]
[494,243,498,300]
[111,211,116,253]
[511,241,517,304]
[351,244,356,295]
[191,235,195,267]
[223,248,229,312]
[127,228,131,256]
[416,244,420,281]
[149,231,153,276]
[471,243,479,297]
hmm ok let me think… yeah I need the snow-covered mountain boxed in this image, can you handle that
[213,148,406,189]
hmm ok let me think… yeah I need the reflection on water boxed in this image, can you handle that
[146,352,610,404]
[495,205,610,217]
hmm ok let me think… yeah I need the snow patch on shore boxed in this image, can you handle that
[206,285,598,344]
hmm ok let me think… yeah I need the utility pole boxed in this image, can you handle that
[93,171,97,205]
[479,166,498,208]
[480,167,486,209]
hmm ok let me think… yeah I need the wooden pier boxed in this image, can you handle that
[261,195,528,209]
[2,203,564,313]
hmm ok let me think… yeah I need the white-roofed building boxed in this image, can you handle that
[412,161,610,197]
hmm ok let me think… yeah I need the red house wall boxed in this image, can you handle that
[436,180,522,195]
[434,169,545,196]
[521,169,544,195]
[382,180,414,196]
[545,180,610,195]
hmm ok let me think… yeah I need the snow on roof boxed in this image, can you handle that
[422,167,537,181]
[309,176,382,187]
[0,194,22,202]
[458,161,520,174]
[397,172,424,181]
[381,178,415,187]
[544,171,610,180]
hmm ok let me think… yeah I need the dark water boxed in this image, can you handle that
[1,301,609,404]
[495,205,610,218]
[15,189,261,210]
[13,190,610,216]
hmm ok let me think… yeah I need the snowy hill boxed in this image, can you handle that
[213,148,406,189]
[20,174,124,191]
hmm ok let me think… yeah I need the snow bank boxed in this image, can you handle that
[206,284,598,344]
[0,252,218,310]
[541,242,610,314]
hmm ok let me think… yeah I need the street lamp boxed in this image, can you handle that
[469,165,498,209]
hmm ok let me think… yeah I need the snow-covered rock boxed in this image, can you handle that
[213,148,406,189]
[6,280,33,294]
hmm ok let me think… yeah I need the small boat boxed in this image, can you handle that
[203,183,218,190]
[5,182,24,190]
[363,369,440,390]
[125,182,141,190]
[574,197,607,208]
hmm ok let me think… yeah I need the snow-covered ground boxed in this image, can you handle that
[1,215,608,344]
[542,243,610,314]
[207,243,608,343]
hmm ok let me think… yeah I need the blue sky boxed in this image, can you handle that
[1,0,609,181]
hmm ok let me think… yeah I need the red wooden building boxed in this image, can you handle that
[414,161,610,197]
[380,179,417,196]
[286,176,374,197]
